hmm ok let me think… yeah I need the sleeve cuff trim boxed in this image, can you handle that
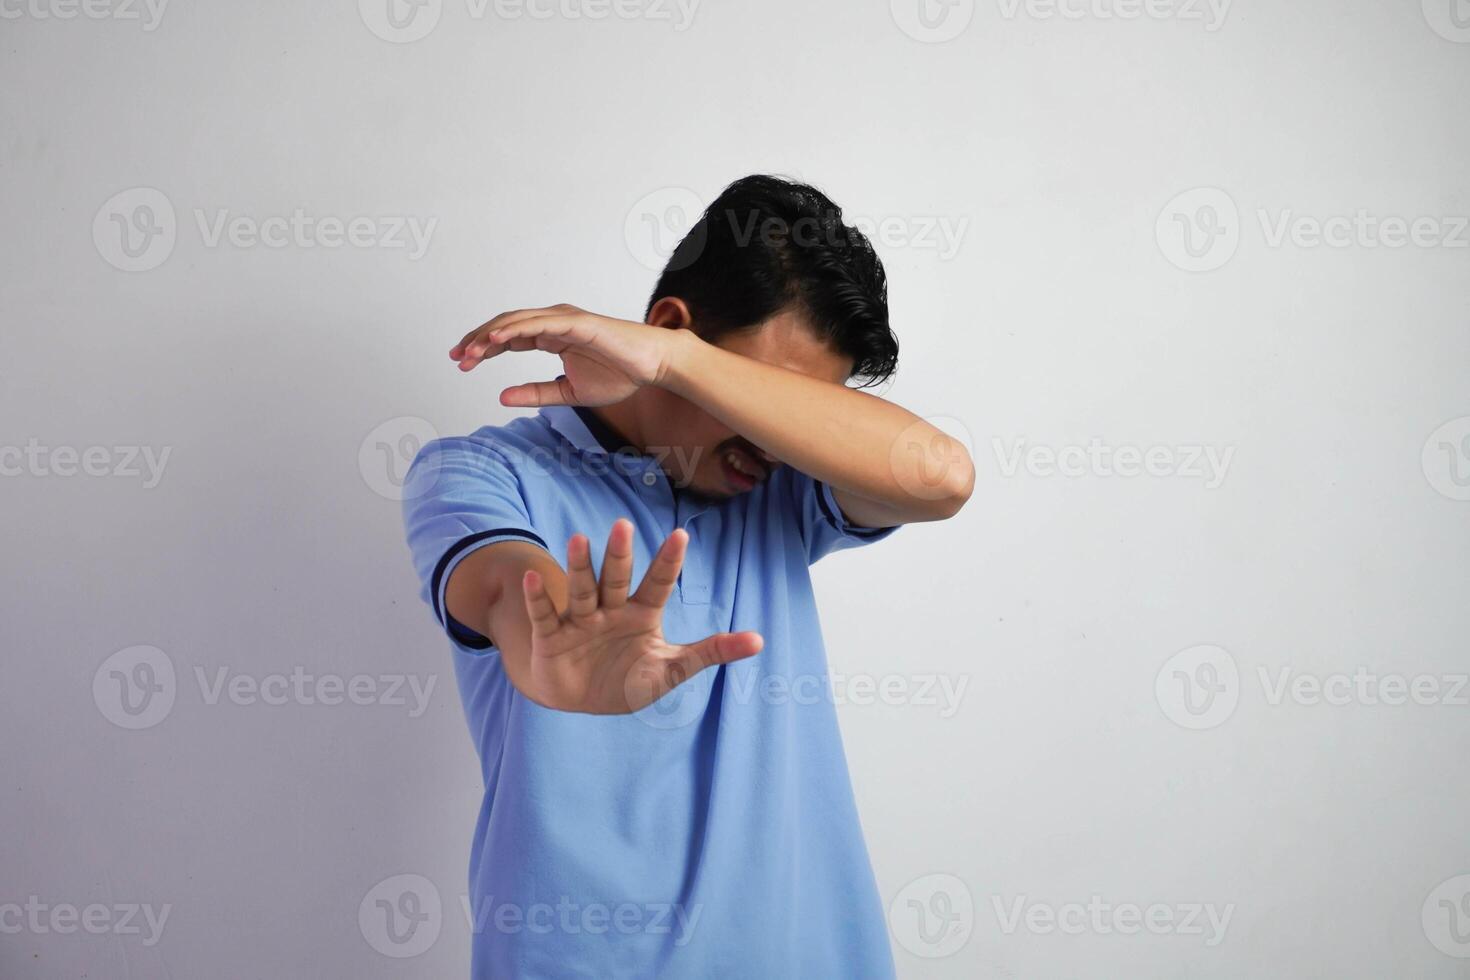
[814,480,895,538]
[429,527,549,626]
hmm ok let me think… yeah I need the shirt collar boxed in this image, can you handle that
[539,405,715,513]
[540,405,640,457]
[540,406,602,455]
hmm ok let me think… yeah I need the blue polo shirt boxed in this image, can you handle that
[402,405,899,979]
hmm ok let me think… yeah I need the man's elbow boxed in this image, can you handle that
[940,460,976,519]
[914,450,975,522]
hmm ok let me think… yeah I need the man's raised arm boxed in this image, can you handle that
[659,325,974,528]
[455,303,976,530]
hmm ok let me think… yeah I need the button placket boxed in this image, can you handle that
[675,500,712,605]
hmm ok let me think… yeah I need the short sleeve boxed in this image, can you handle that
[401,436,550,649]
[781,466,901,564]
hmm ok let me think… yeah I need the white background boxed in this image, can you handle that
[3,0,1469,976]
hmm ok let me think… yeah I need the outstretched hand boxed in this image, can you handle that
[521,518,763,714]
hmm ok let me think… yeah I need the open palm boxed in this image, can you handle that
[520,519,763,714]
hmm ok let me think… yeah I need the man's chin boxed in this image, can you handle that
[677,478,744,503]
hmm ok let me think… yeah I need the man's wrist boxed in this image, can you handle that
[655,327,710,396]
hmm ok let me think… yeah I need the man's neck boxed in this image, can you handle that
[580,397,646,456]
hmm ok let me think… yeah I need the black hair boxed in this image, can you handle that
[646,175,899,387]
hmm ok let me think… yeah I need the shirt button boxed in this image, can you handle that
[642,472,657,486]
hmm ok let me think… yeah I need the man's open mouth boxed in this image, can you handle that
[720,446,767,490]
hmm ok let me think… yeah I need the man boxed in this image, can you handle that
[402,175,974,978]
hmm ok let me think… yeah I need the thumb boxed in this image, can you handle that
[621,632,764,714]
[672,631,764,676]
[501,376,576,408]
